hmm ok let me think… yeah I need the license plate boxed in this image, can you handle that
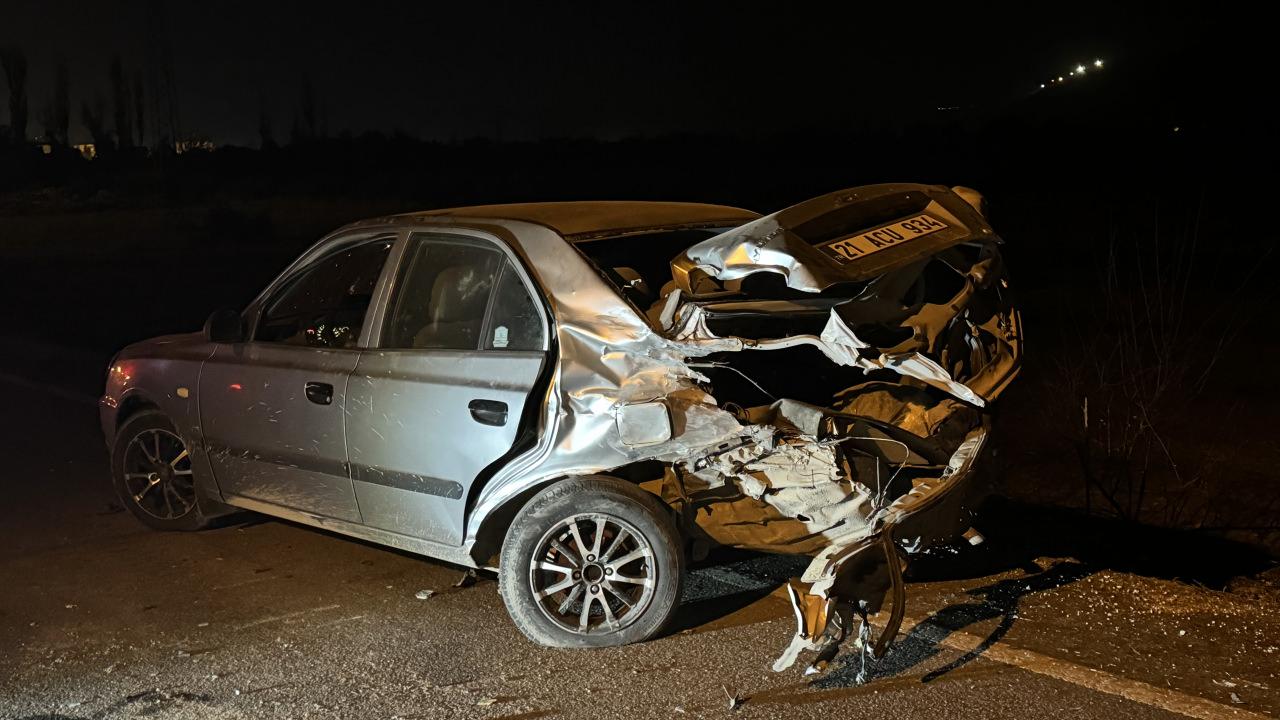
[819,214,949,264]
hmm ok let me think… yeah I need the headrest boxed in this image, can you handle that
[429,265,492,324]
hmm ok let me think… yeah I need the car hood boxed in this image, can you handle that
[114,331,212,362]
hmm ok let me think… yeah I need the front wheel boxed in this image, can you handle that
[111,409,209,531]
[499,476,684,648]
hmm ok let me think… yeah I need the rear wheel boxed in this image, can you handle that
[111,410,209,531]
[499,476,684,648]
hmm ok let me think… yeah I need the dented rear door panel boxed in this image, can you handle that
[345,350,543,545]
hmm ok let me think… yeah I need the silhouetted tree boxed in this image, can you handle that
[1,47,29,143]
[53,63,70,146]
[110,56,133,150]
[292,76,319,143]
[258,107,276,150]
[37,62,70,146]
[144,0,180,151]
[133,71,145,147]
[81,96,112,153]
[36,104,53,144]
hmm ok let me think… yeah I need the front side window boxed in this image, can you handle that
[382,234,546,351]
[255,239,393,348]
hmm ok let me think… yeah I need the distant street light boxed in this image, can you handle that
[1044,59,1105,89]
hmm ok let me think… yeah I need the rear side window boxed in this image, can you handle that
[381,234,546,352]
[255,239,393,348]
[383,239,500,350]
[573,228,730,308]
[485,263,545,351]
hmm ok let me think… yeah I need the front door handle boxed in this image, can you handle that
[469,399,508,426]
[305,381,334,405]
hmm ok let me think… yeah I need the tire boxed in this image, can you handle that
[499,476,684,648]
[111,409,209,532]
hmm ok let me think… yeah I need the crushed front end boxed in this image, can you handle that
[584,183,1021,676]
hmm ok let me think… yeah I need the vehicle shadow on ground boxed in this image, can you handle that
[911,496,1277,590]
[814,559,1091,688]
[668,549,808,635]
[813,496,1277,688]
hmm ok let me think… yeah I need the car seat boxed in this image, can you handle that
[412,265,493,349]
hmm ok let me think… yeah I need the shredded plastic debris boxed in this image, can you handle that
[722,685,743,710]
[581,184,1021,674]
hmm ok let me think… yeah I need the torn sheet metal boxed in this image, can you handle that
[465,184,1021,678]
[668,302,986,406]
[463,221,755,539]
[667,398,991,674]
[652,186,1017,674]
[770,425,990,674]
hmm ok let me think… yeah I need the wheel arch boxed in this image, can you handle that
[115,392,162,431]
[467,461,675,567]
[110,391,238,522]
[468,476,561,567]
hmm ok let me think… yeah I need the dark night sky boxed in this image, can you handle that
[2,1,1211,145]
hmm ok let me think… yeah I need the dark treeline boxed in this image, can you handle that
[0,51,162,158]
[0,37,1260,212]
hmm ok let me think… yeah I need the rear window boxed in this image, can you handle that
[574,228,737,308]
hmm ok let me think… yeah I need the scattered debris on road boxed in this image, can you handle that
[722,685,744,710]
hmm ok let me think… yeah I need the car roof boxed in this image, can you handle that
[390,201,760,241]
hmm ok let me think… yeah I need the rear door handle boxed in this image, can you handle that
[305,381,334,405]
[468,399,508,426]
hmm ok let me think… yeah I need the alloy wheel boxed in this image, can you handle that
[528,513,657,635]
[122,428,195,520]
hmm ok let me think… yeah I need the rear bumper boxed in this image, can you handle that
[886,422,991,548]
[773,423,991,673]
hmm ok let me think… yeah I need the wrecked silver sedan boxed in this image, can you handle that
[100,184,1021,673]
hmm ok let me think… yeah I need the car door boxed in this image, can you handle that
[199,234,396,522]
[345,231,548,545]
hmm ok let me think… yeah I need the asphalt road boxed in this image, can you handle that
[2,373,1278,720]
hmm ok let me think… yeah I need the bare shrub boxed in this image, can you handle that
[1047,205,1265,529]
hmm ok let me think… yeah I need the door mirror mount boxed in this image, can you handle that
[204,308,246,343]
